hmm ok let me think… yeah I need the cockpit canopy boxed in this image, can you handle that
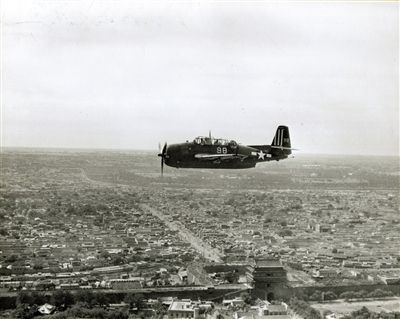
[193,136,237,146]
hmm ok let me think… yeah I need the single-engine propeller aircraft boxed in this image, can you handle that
[158,125,294,175]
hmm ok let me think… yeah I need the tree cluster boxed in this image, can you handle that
[50,303,128,319]
[339,289,393,301]
[13,290,152,319]
[342,306,384,319]
[308,290,338,302]
[289,297,322,319]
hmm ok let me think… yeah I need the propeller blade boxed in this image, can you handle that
[159,142,167,177]
[158,142,166,157]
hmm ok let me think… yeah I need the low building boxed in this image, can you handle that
[168,299,199,319]
[378,275,400,285]
[258,303,288,316]
[222,297,245,308]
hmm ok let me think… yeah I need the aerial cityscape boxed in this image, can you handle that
[0,149,399,318]
[2,0,398,318]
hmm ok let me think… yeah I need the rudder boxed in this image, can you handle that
[271,126,291,154]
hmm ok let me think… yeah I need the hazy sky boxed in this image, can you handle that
[2,0,399,155]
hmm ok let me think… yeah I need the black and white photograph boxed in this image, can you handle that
[1,0,399,318]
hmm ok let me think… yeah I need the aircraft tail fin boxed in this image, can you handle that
[271,125,292,154]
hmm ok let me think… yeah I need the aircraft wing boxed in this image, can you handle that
[194,153,246,161]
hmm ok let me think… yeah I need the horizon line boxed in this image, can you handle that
[1,145,399,158]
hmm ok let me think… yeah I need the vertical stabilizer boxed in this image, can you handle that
[271,126,291,154]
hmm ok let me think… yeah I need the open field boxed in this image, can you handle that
[311,297,400,315]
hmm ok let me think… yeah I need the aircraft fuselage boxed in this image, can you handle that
[164,143,288,169]
[158,126,293,171]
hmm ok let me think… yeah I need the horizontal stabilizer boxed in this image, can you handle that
[270,146,298,151]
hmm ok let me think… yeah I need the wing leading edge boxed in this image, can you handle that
[194,153,247,161]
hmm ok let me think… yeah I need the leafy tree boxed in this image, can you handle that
[324,291,337,301]
[340,291,354,301]
[99,250,111,259]
[65,205,77,215]
[112,255,124,265]
[89,307,108,319]
[289,297,322,319]
[189,202,199,209]
[108,309,128,319]
[124,293,137,308]
[80,204,97,215]
[30,291,47,305]
[5,254,18,263]
[14,304,38,319]
[153,299,167,317]
[16,291,33,306]
[50,312,68,319]
[33,262,43,270]
[50,290,75,308]
[137,312,147,319]
[367,288,393,298]
[94,292,109,307]
[75,290,96,307]
[353,290,368,300]
[278,229,293,237]
[344,306,381,319]
[15,290,47,306]
[309,291,323,302]
[124,293,145,310]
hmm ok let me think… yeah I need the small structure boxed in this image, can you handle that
[38,303,56,315]
[222,297,245,308]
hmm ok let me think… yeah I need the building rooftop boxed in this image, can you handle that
[255,259,282,268]
[169,300,197,312]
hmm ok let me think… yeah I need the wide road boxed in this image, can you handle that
[141,204,224,263]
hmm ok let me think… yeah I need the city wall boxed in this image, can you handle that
[203,264,248,275]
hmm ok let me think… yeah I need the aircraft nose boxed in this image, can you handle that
[165,144,177,157]
[164,144,181,164]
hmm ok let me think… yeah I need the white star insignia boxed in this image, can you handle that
[257,151,266,160]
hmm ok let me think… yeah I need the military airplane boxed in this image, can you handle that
[158,125,294,175]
